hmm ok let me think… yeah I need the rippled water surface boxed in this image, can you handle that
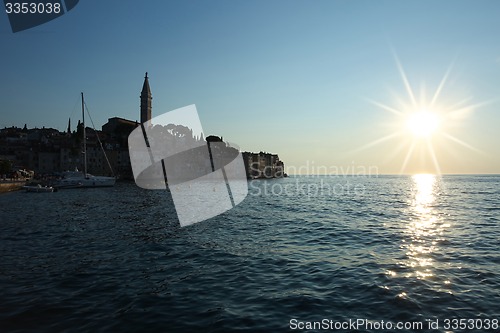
[0,175,499,332]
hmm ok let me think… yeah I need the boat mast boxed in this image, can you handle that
[81,92,87,176]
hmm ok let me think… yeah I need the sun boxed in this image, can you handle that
[360,53,481,175]
[406,110,440,138]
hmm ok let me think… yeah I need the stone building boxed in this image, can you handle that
[242,151,285,179]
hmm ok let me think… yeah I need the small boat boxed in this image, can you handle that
[23,184,56,193]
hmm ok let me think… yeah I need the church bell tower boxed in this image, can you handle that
[140,72,152,123]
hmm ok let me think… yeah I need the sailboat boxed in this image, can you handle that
[54,93,116,189]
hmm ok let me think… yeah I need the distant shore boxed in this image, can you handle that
[0,180,27,193]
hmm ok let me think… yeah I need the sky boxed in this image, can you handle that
[1,0,500,174]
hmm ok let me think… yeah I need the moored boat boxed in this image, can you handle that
[55,170,114,189]
[54,93,116,189]
[23,184,56,193]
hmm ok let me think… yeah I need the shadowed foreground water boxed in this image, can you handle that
[0,175,499,332]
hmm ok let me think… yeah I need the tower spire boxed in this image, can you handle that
[140,72,152,123]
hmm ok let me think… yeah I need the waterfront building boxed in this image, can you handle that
[242,151,285,179]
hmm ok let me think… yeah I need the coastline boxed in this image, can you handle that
[0,181,26,193]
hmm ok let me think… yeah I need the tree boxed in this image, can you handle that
[0,160,12,174]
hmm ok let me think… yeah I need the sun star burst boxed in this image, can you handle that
[362,55,482,175]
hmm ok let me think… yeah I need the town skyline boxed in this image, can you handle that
[2,1,500,174]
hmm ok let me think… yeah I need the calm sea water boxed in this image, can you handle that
[0,175,499,332]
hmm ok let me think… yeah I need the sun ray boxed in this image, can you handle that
[419,81,427,107]
[440,133,484,154]
[426,139,442,175]
[380,137,412,166]
[394,53,418,108]
[430,61,455,108]
[442,97,473,113]
[368,99,404,116]
[400,140,416,174]
[446,100,492,120]
[353,132,401,152]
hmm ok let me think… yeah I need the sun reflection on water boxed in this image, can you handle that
[383,174,454,297]
[404,174,441,280]
[384,173,452,295]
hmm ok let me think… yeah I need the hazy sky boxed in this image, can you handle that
[2,0,500,174]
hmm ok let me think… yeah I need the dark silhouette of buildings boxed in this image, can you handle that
[242,151,285,179]
[0,73,285,180]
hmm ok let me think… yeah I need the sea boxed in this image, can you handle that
[0,175,499,332]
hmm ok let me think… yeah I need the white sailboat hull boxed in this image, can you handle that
[55,172,115,189]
